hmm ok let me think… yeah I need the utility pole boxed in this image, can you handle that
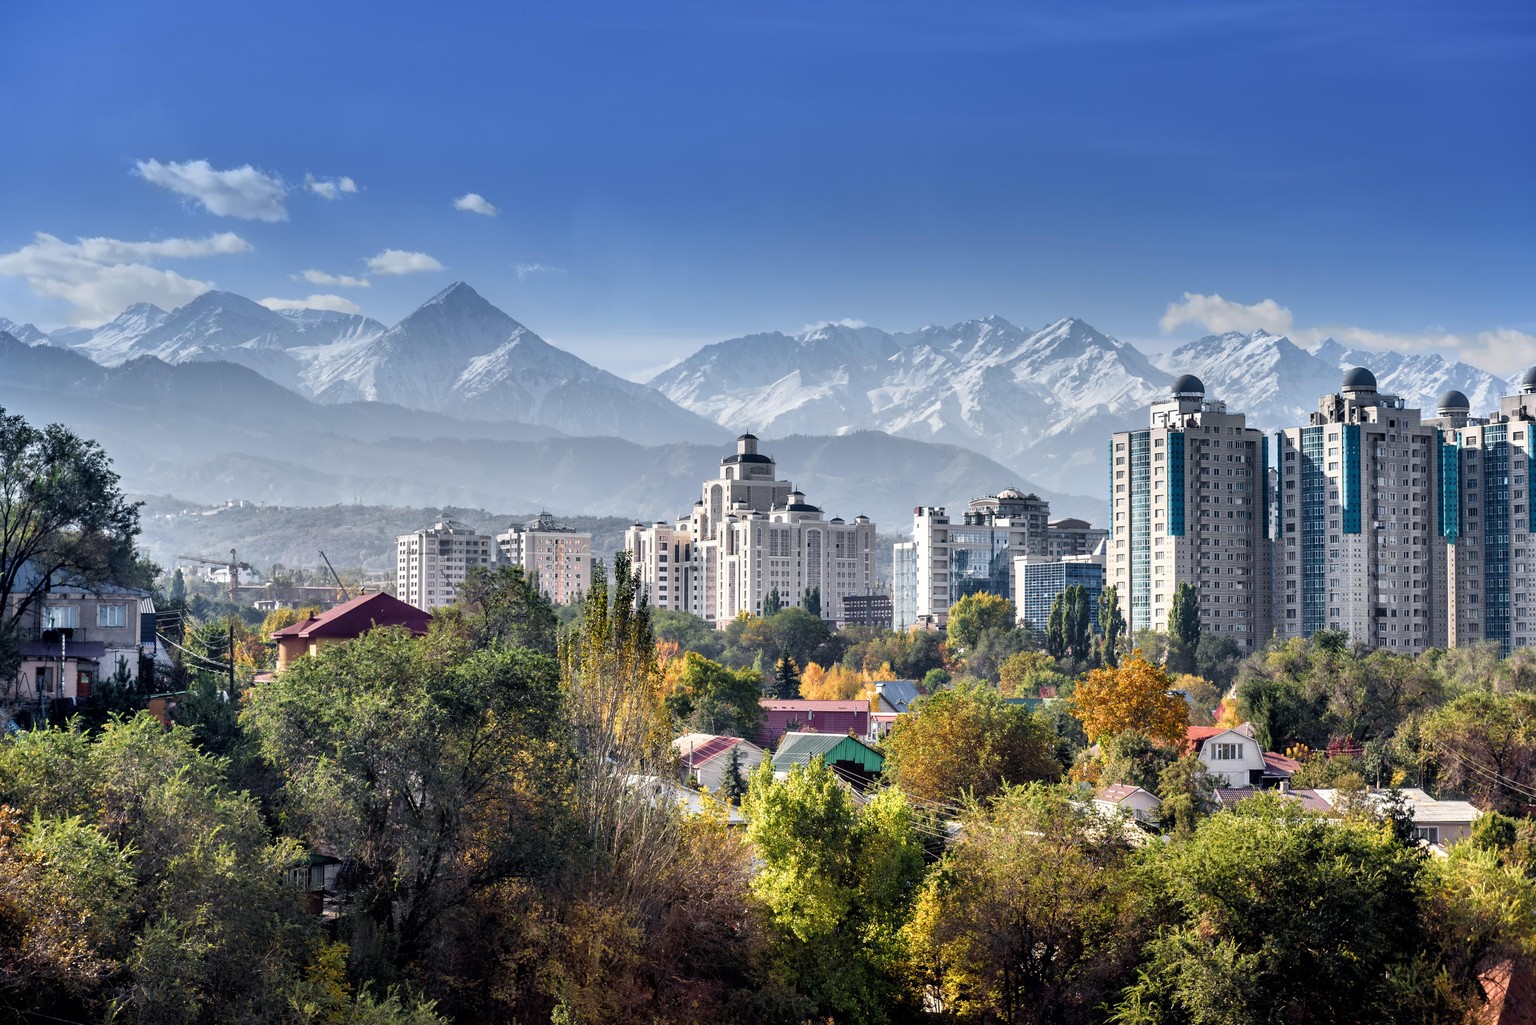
[227,621,235,695]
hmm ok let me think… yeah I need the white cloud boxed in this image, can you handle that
[366,249,443,275]
[304,174,359,200]
[514,262,563,279]
[800,317,870,333]
[291,269,370,288]
[134,159,287,221]
[0,231,251,325]
[1160,292,1294,336]
[258,294,362,314]
[453,193,498,217]
[1298,324,1536,377]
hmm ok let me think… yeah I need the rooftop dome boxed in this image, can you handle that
[1436,389,1470,413]
[1171,373,1205,397]
[1522,366,1536,395]
[1342,366,1377,392]
[996,486,1025,499]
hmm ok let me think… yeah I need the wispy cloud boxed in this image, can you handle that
[303,174,358,200]
[134,159,288,221]
[514,262,562,279]
[366,249,443,275]
[259,294,362,314]
[1160,292,1294,335]
[292,268,370,288]
[800,317,870,333]
[0,231,250,325]
[453,192,499,217]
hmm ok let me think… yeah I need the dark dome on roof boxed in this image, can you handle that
[1342,366,1377,391]
[1171,374,1205,396]
[737,432,758,441]
[1437,389,1470,412]
[1522,366,1536,393]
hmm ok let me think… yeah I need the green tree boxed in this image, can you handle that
[1420,690,1536,815]
[666,651,764,737]
[1099,584,1125,667]
[763,587,782,616]
[800,586,822,618]
[773,653,801,699]
[718,745,749,804]
[1165,583,1200,675]
[242,627,567,977]
[907,784,1142,1025]
[884,682,1061,805]
[1092,731,1177,793]
[1193,633,1242,690]
[0,407,143,699]
[169,566,187,605]
[448,564,558,655]
[1067,584,1092,661]
[743,759,925,1024]
[1155,754,1219,838]
[1112,794,1423,1025]
[946,592,1017,656]
[1047,593,1067,659]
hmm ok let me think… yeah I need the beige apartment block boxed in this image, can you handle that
[1108,375,1272,653]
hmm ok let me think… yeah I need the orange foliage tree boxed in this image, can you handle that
[1069,650,1189,747]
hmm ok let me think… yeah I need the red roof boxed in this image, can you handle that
[761,700,868,713]
[271,591,431,641]
[1264,752,1302,776]
[678,736,745,767]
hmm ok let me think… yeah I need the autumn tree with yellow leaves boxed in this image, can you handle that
[1069,650,1189,747]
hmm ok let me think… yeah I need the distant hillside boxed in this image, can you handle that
[134,497,642,578]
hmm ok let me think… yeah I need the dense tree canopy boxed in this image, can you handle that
[884,682,1060,805]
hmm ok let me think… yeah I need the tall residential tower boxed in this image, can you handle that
[1108,376,1272,652]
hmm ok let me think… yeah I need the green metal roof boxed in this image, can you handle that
[772,731,885,774]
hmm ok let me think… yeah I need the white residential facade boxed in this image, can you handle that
[497,512,592,605]
[1108,376,1273,652]
[625,435,877,625]
[396,518,497,612]
[1276,368,1447,652]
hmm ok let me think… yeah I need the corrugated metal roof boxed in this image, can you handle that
[270,591,431,640]
[772,731,885,773]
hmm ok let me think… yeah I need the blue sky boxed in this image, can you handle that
[1,0,1532,379]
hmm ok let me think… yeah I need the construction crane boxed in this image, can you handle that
[318,550,351,602]
[176,548,253,602]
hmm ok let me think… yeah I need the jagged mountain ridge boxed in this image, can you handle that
[44,283,724,443]
[654,318,1510,491]
[0,329,1101,531]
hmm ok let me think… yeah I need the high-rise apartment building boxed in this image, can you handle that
[1045,518,1110,560]
[1431,370,1536,654]
[1107,376,1272,652]
[1275,368,1446,652]
[396,518,497,612]
[891,541,918,629]
[625,435,876,625]
[907,489,1051,629]
[496,512,593,605]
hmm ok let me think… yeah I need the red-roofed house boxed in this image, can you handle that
[757,699,870,748]
[672,733,767,791]
[1186,724,1265,787]
[271,592,432,672]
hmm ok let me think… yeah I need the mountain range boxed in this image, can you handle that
[2,284,1512,533]
[652,317,1508,490]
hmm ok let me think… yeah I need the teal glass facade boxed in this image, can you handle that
[1129,431,1151,632]
[1439,434,1460,543]
[1167,431,1186,536]
[1300,426,1327,635]
[1342,423,1361,535]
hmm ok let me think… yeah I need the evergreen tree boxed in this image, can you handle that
[800,586,821,618]
[169,566,186,605]
[1046,593,1067,657]
[1167,582,1201,675]
[763,587,782,616]
[1098,584,1125,667]
[773,653,801,699]
[719,744,749,805]
[1067,584,1092,660]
